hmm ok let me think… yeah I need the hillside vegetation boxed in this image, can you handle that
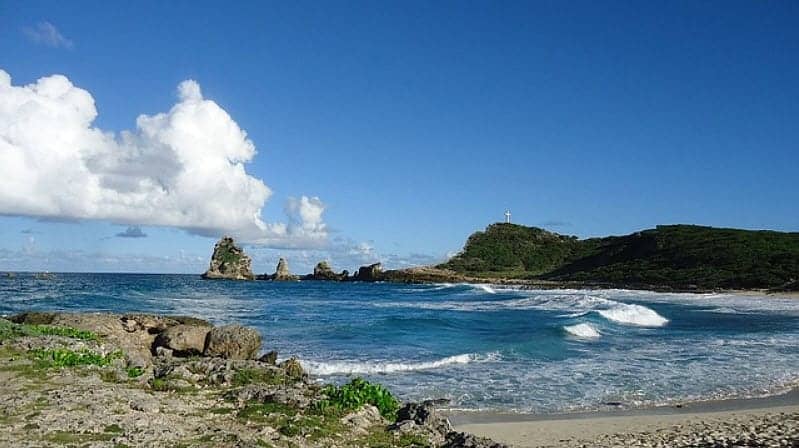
[439,223,799,290]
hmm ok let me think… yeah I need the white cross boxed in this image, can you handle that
[504,210,511,223]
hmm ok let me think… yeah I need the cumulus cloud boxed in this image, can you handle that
[23,21,74,49]
[0,69,326,248]
[115,226,147,238]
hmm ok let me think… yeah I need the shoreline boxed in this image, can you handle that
[448,389,799,447]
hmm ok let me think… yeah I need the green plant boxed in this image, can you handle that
[0,320,98,342]
[29,348,122,368]
[29,325,98,341]
[315,378,400,421]
[232,367,285,386]
[126,367,144,378]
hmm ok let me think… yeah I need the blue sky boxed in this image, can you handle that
[0,1,797,274]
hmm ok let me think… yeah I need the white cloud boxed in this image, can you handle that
[0,69,326,248]
[23,21,74,49]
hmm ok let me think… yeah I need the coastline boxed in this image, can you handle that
[449,390,799,447]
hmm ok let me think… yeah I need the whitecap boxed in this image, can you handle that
[564,323,601,339]
[596,304,668,327]
[301,352,499,375]
[473,284,497,294]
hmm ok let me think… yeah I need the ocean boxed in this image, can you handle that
[2,273,798,414]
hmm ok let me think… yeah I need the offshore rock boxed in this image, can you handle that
[271,257,299,281]
[203,324,262,360]
[311,261,348,281]
[355,262,383,282]
[201,236,255,280]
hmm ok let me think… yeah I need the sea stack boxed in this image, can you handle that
[201,236,255,280]
[272,257,298,281]
[311,261,348,281]
[355,262,383,281]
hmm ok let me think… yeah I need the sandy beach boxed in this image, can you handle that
[449,391,799,447]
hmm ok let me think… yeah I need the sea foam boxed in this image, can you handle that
[301,352,498,375]
[596,303,669,327]
[564,323,601,339]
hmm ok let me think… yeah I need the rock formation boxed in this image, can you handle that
[271,257,299,281]
[203,324,262,360]
[310,261,349,281]
[355,262,383,281]
[153,324,211,357]
[201,236,255,280]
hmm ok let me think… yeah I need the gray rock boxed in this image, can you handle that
[341,405,384,435]
[271,257,299,281]
[203,324,262,360]
[153,324,211,357]
[442,432,509,448]
[201,236,255,280]
[258,351,278,365]
[390,402,453,445]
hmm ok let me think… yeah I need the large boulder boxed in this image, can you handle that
[355,262,383,281]
[201,236,255,280]
[203,324,262,360]
[271,257,299,281]
[153,324,211,357]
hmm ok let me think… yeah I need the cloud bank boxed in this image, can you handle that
[0,69,326,248]
[23,22,74,49]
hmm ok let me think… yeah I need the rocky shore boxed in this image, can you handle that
[0,311,505,448]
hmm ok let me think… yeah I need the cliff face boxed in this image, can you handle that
[201,237,255,280]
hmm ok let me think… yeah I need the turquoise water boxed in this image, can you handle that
[2,273,799,414]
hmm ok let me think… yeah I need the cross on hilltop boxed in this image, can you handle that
[504,210,511,224]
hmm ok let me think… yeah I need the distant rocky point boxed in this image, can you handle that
[201,236,255,280]
[199,237,388,283]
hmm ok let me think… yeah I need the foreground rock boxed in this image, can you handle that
[0,311,506,448]
[203,324,261,360]
[201,236,255,280]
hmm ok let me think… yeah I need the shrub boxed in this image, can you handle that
[315,378,400,421]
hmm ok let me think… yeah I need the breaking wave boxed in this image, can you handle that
[375,291,669,327]
[596,304,669,327]
[564,323,601,339]
[301,352,499,375]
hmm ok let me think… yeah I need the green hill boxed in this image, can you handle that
[439,223,799,290]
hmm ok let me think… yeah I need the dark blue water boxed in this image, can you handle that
[2,273,799,414]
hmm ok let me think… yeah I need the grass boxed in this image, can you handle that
[232,367,287,386]
[29,348,122,369]
[0,319,98,342]
[315,378,400,421]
